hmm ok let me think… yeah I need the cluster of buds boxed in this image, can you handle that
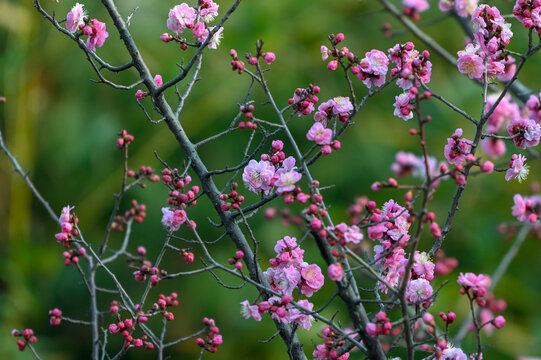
[54,206,78,248]
[366,311,392,336]
[227,250,244,270]
[346,196,370,224]
[62,247,86,266]
[246,50,276,66]
[149,292,180,321]
[320,33,350,72]
[420,312,451,356]
[108,317,154,349]
[370,177,399,192]
[116,129,134,149]
[196,318,223,353]
[312,326,350,360]
[127,165,161,184]
[288,84,320,116]
[162,169,199,209]
[11,328,37,352]
[111,200,147,231]
[132,259,167,287]
[229,49,245,74]
[261,140,286,166]
[238,104,257,129]
[49,308,62,326]
[219,183,245,211]
[160,32,190,51]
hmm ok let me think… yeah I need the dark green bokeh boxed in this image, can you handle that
[1,0,541,359]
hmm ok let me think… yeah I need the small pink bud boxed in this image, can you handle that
[160,33,173,42]
[335,33,345,43]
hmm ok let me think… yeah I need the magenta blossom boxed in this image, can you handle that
[86,19,109,52]
[512,194,541,222]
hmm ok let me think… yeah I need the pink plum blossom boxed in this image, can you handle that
[457,43,484,80]
[193,22,206,40]
[167,3,197,34]
[505,154,529,182]
[275,157,302,194]
[242,160,277,194]
[66,3,85,33]
[161,207,187,231]
[327,263,344,282]
[300,264,324,297]
[306,122,332,145]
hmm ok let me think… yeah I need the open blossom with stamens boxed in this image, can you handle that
[205,26,224,49]
[306,122,332,145]
[273,236,305,267]
[411,251,435,281]
[331,97,353,116]
[406,278,433,303]
[444,128,472,165]
[505,154,529,182]
[167,3,197,34]
[242,160,277,194]
[264,266,301,296]
[66,3,86,33]
[275,157,302,194]
[457,43,484,80]
[507,118,541,149]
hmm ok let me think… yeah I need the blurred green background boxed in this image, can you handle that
[1,0,541,358]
